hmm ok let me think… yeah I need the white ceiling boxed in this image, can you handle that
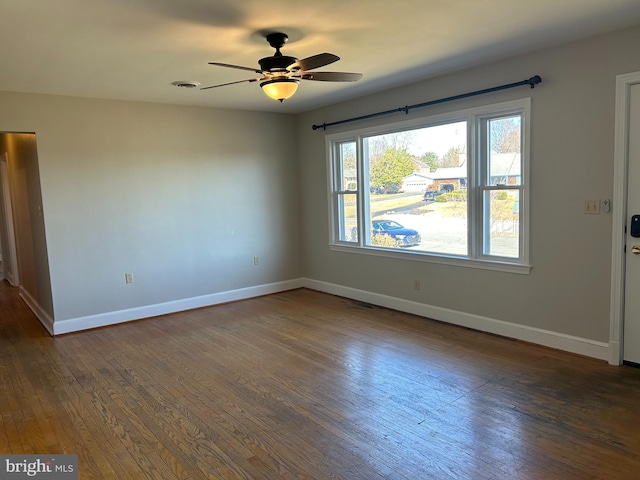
[2,0,640,114]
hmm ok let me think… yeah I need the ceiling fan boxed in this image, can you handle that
[201,32,363,102]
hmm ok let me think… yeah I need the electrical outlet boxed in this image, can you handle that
[253,256,260,265]
[125,273,134,284]
[414,279,421,291]
[584,200,600,214]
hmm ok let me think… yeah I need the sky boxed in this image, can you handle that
[407,121,467,158]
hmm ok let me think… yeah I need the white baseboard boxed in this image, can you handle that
[6,270,17,286]
[20,287,54,336]
[45,276,610,360]
[302,278,610,361]
[53,279,303,335]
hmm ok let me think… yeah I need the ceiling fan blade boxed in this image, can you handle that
[208,62,263,74]
[300,72,363,82]
[288,53,340,72]
[200,78,260,90]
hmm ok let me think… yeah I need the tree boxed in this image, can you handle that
[490,117,520,153]
[369,131,414,155]
[421,151,439,171]
[441,147,464,167]
[341,144,356,170]
[367,131,415,166]
[370,147,415,189]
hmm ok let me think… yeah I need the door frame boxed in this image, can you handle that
[609,71,640,365]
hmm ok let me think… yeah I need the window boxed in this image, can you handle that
[328,98,530,273]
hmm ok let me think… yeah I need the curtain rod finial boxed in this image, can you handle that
[528,75,542,88]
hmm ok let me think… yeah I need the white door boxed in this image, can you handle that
[623,83,640,364]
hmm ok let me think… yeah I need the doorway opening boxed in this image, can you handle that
[0,152,20,285]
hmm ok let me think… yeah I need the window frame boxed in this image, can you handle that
[326,98,531,275]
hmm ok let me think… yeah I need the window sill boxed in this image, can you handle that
[329,243,532,275]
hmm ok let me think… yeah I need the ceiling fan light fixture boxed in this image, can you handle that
[260,78,299,102]
[202,31,362,101]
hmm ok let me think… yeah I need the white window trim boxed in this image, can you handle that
[325,98,532,275]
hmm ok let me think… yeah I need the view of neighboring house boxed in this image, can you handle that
[402,153,520,192]
[343,168,357,190]
[401,172,433,191]
[429,164,468,191]
[401,163,467,192]
[489,153,521,185]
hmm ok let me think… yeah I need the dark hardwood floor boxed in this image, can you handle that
[2,281,640,479]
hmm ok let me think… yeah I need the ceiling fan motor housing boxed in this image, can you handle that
[259,32,298,74]
[258,55,298,73]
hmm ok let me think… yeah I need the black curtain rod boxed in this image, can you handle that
[311,75,542,131]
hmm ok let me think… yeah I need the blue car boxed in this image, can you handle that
[372,220,421,247]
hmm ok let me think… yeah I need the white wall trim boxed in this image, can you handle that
[46,274,609,360]
[609,71,640,365]
[53,279,303,335]
[20,286,54,336]
[303,278,609,361]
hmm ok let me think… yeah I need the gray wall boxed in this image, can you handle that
[0,92,301,322]
[297,25,640,344]
[2,23,639,343]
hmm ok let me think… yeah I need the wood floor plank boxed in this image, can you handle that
[3,282,640,479]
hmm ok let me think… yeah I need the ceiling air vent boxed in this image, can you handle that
[171,81,200,88]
